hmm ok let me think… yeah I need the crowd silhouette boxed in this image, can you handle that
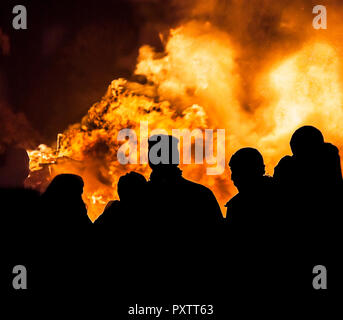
[1,126,342,299]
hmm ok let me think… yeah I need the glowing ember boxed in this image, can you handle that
[27,144,58,171]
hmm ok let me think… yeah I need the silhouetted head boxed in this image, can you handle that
[42,174,86,213]
[117,171,147,203]
[44,174,84,197]
[42,174,89,227]
[148,134,180,171]
[229,148,265,192]
[290,126,324,158]
[0,147,30,188]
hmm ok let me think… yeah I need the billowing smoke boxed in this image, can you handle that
[0,28,38,153]
[0,102,39,152]
[5,0,343,220]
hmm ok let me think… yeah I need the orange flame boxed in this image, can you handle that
[28,21,343,221]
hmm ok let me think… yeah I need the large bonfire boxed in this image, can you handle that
[27,19,343,221]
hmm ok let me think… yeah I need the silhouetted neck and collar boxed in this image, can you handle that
[237,176,273,195]
[149,166,183,184]
[225,176,274,209]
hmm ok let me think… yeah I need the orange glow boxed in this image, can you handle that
[28,21,343,221]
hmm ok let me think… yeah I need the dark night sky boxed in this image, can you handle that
[0,0,180,143]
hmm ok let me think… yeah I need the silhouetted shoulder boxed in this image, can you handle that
[180,177,222,218]
[224,193,240,213]
[96,200,121,225]
[261,175,275,188]
[181,177,219,202]
[273,155,294,182]
[180,177,212,193]
[325,142,341,159]
[274,155,293,170]
[324,142,339,153]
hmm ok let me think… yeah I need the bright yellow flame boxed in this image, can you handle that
[27,23,343,222]
[256,42,343,172]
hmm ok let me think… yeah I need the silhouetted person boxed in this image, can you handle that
[275,125,325,192]
[274,125,343,246]
[146,134,222,231]
[93,171,148,285]
[96,171,147,228]
[138,134,222,295]
[225,147,279,238]
[41,173,89,231]
[224,147,282,294]
[274,126,343,293]
[39,174,92,292]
